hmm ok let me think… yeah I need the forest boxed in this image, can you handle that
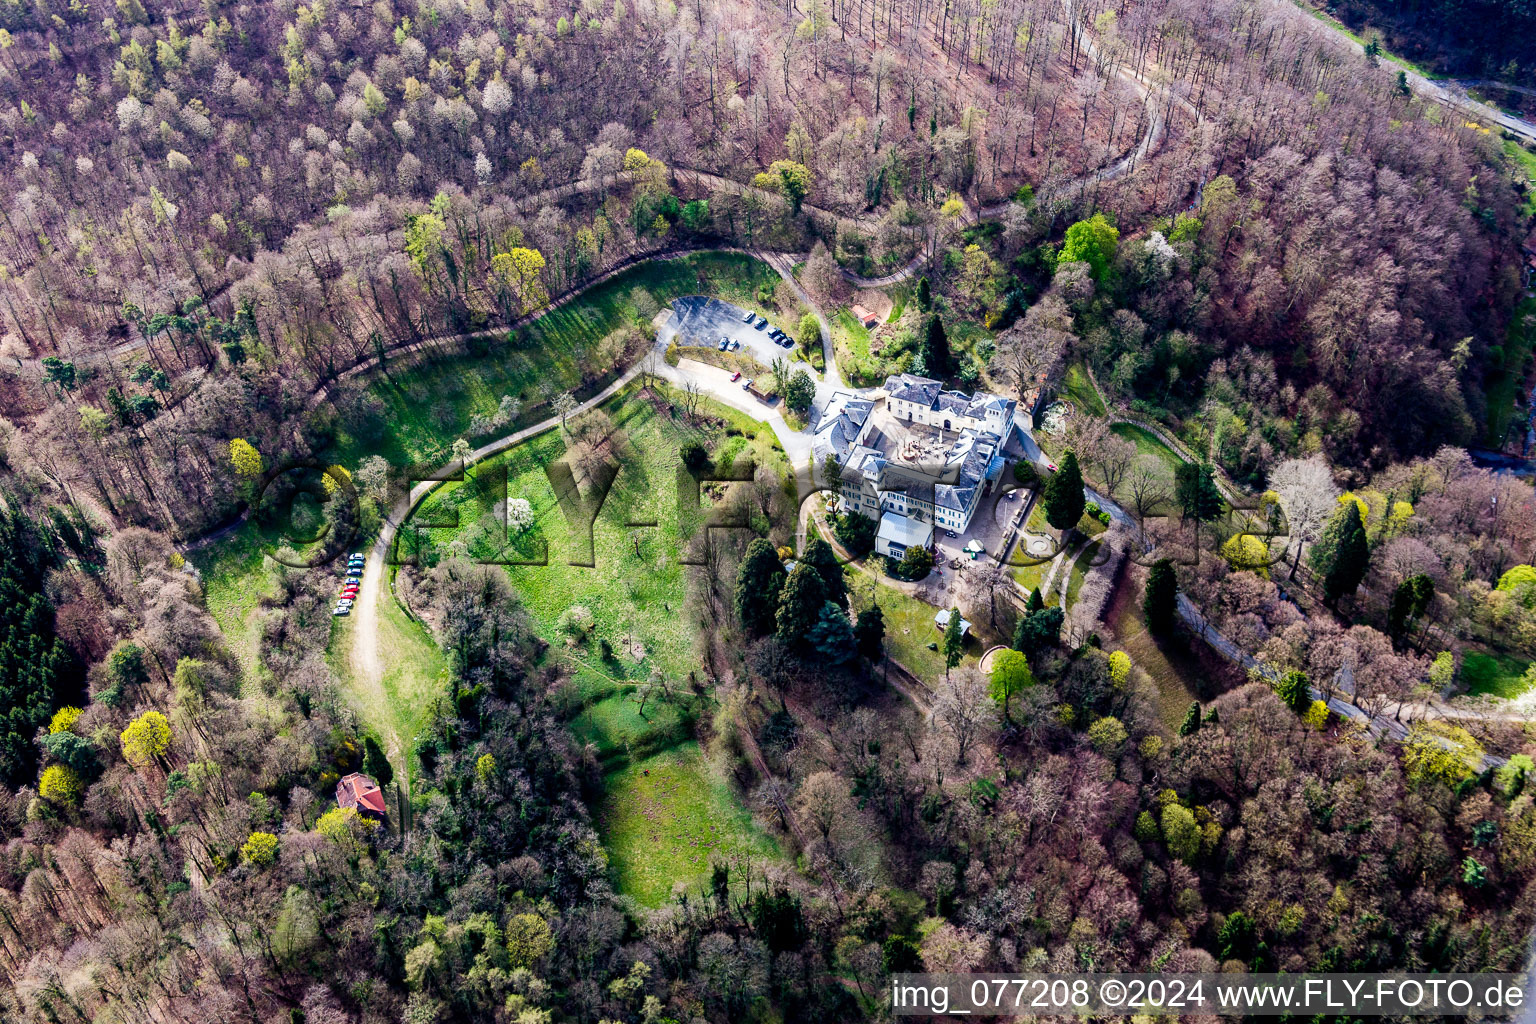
[0,0,1531,1018]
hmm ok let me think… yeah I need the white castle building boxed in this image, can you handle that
[812,374,1016,560]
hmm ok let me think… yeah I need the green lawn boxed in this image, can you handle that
[832,308,874,361]
[1506,140,1536,217]
[851,580,979,683]
[834,306,908,387]
[1111,423,1182,475]
[189,520,283,695]
[326,252,780,468]
[1065,541,1102,609]
[596,742,780,906]
[402,388,787,683]
[1485,296,1536,446]
[1462,650,1534,699]
[1106,580,1207,732]
[1011,560,1048,595]
[1062,362,1107,417]
[570,688,691,764]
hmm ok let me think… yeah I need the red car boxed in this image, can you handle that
[341,587,359,598]
[730,371,742,382]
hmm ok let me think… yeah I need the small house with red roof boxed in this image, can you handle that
[336,772,387,819]
[850,303,880,328]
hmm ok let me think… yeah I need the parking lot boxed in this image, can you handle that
[663,296,803,372]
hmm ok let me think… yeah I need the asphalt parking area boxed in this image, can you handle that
[667,295,797,368]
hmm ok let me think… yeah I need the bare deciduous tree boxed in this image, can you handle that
[1269,456,1339,579]
[932,666,994,766]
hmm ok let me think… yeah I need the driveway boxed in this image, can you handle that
[654,354,814,466]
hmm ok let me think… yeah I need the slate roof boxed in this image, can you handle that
[884,373,943,406]
[883,373,1015,426]
[811,391,874,466]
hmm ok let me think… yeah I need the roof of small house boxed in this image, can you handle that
[337,772,387,816]
[934,608,972,635]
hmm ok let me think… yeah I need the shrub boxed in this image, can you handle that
[1087,716,1128,756]
[558,604,596,638]
[316,806,378,856]
[895,546,933,580]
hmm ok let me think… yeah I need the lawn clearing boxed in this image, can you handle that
[1461,650,1534,699]
[596,741,780,906]
[1105,564,1222,731]
[832,308,874,363]
[851,579,980,683]
[326,252,780,468]
[1485,296,1536,446]
[1011,560,1049,595]
[1111,423,1183,477]
[1506,140,1536,217]
[833,305,910,387]
[1065,541,1102,608]
[1062,362,1107,417]
[330,571,448,781]
[570,689,691,765]
[188,520,284,698]
[402,386,791,685]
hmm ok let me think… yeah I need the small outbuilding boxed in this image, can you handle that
[337,772,387,818]
[934,608,972,639]
[850,304,880,328]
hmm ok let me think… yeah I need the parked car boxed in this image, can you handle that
[741,309,755,323]
[729,339,740,350]
[730,371,742,382]
[718,338,729,350]
[946,530,958,538]
[1045,461,1057,472]
[754,316,767,329]
[742,378,754,390]
[333,606,350,617]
